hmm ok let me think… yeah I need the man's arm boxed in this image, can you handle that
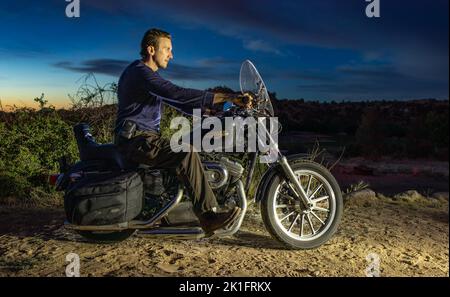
[138,65,214,112]
[138,64,251,111]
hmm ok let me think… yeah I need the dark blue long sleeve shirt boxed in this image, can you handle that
[114,60,214,133]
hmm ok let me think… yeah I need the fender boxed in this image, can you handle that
[253,153,309,203]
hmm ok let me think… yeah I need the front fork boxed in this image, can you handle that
[257,120,313,208]
[278,156,313,208]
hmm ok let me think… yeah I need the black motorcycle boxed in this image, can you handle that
[50,60,343,249]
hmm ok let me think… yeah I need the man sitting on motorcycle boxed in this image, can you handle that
[114,28,251,234]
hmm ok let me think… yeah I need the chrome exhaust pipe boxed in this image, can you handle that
[129,187,184,229]
[138,227,205,239]
[64,220,129,231]
[212,180,247,237]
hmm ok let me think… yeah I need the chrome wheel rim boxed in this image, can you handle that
[272,169,336,242]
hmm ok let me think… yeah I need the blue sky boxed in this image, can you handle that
[0,0,448,108]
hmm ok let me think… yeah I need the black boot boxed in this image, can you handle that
[196,206,242,234]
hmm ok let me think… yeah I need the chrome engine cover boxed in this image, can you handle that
[203,162,229,189]
[203,158,244,189]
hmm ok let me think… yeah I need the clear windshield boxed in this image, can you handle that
[239,60,274,116]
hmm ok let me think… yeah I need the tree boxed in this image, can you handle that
[354,107,386,159]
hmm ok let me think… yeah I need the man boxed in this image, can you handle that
[114,28,250,234]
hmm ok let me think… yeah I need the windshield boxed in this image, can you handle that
[239,60,274,116]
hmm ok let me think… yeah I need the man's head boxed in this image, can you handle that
[140,28,173,70]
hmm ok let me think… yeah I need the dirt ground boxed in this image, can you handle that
[0,189,448,277]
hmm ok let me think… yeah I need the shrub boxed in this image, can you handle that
[0,107,78,205]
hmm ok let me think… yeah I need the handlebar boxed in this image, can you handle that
[219,103,269,118]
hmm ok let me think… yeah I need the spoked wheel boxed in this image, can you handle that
[261,161,343,249]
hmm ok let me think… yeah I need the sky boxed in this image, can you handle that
[0,0,448,109]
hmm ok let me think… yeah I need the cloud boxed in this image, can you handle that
[161,63,236,81]
[52,57,339,86]
[53,58,238,81]
[80,0,449,89]
[298,83,382,94]
[5,0,446,100]
[53,59,129,76]
[84,1,448,51]
[297,80,448,100]
[362,51,386,63]
[196,57,241,67]
[243,40,282,55]
[297,63,449,99]
[278,70,333,82]
[336,64,406,80]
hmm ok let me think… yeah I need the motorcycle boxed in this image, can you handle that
[50,60,343,249]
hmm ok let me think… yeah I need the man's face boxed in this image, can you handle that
[152,37,173,69]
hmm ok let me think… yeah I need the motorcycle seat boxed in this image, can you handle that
[73,123,138,170]
[84,143,137,170]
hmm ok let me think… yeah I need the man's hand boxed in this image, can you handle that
[213,92,254,109]
[232,93,254,109]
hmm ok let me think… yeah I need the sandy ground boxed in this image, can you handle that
[0,190,448,277]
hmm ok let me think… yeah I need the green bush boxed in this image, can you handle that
[0,171,31,200]
[0,107,79,205]
[0,101,185,206]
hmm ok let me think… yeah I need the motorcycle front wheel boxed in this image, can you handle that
[261,161,343,249]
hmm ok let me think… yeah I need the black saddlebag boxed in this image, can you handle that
[64,171,143,226]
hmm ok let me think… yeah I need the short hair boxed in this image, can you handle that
[140,28,171,60]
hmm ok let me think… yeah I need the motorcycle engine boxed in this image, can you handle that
[203,157,244,189]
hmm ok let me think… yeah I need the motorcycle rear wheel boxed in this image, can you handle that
[261,161,343,249]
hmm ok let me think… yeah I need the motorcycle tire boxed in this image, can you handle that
[261,160,343,249]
